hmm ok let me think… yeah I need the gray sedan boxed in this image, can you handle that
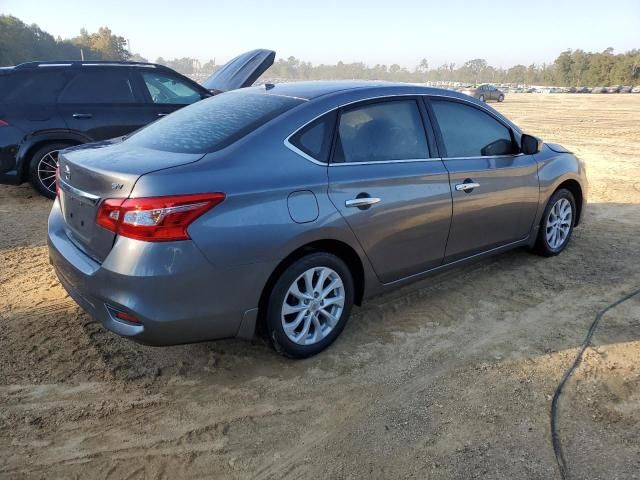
[48,82,587,358]
[462,84,505,102]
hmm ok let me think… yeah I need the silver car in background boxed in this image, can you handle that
[48,81,587,358]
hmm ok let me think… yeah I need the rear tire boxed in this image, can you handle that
[498,94,505,102]
[479,95,486,102]
[266,252,354,358]
[533,188,576,257]
[28,143,73,199]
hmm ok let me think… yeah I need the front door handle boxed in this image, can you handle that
[345,197,381,208]
[72,113,93,119]
[455,182,480,192]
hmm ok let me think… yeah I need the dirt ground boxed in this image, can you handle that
[1,94,639,479]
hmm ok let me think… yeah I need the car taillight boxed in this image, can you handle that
[96,193,225,242]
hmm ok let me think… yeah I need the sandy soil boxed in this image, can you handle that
[1,94,639,479]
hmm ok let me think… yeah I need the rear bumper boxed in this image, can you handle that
[0,134,21,184]
[0,169,21,185]
[47,199,270,346]
[0,150,20,185]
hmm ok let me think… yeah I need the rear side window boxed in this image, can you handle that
[141,72,202,105]
[333,100,428,163]
[0,71,70,104]
[125,92,303,153]
[288,112,336,163]
[431,100,515,157]
[59,70,137,104]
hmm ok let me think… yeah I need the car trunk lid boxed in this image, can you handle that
[57,141,204,262]
[202,49,275,93]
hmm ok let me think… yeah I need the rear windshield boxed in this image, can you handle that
[125,91,304,153]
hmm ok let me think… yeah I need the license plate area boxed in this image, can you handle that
[60,188,97,233]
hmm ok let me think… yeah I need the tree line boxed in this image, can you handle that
[1,14,638,87]
[0,15,130,65]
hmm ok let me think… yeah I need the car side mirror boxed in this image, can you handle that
[521,134,543,155]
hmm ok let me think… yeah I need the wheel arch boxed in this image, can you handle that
[255,239,365,337]
[17,131,91,181]
[554,178,584,226]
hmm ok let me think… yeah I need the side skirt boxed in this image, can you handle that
[368,237,532,297]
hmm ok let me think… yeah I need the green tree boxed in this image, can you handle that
[0,15,130,65]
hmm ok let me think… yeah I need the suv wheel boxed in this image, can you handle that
[533,188,576,257]
[28,143,72,199]
[266,252,354,358]
[479,94,485,102]
[498,94,505,102]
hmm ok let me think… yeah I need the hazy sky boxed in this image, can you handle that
[3,0,639,68]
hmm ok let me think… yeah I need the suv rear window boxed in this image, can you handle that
[125,92,303,153]
[0,70,70,104]
[59,70,137,104]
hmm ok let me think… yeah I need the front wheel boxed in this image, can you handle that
[533,189,576,256]
[28,143,72,199]
[498,94,504,102]
[266,252,354,358]
[479,94,486,102]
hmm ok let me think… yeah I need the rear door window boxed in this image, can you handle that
[333,100,429,163]
[0,70,70,104]
[431,99,515,157]
[141,72,202,105]
[59,70,138,104]
[288,111,336,163]
[125,91,303,153]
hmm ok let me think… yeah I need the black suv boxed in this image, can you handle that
[0,49,275,198]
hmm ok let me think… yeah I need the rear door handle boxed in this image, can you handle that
[72,113,92,119]
[345,197,381,208]
[455,182,480,191]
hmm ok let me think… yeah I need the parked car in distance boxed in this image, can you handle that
[606,85,621,93]
[618,85,632,94]
[48,81,587,358]
[592,86,607,93]
[575,86,592,93]
[632,86,640,93]
[462,84,505,102]
[0,49,275,198]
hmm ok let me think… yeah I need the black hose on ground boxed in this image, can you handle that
[550,287,640,479]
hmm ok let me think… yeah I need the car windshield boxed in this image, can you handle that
[125,91,304,153]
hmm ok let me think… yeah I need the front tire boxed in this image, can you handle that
[28,143,72,199]
[479,95,486,102]
[498,94,505,102]
[533,188,576,257]
[266,252,354,358]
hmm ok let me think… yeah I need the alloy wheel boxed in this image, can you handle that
[281,266,345,346]
[546,198,573,249]
[37,150,60,195]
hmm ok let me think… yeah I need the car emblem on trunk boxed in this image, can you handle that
[111,183,124,190]
[64,164,71,181]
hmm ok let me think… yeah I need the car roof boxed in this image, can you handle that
[12,60,173,71]
[241,80,474,102]
[238,80,522,136]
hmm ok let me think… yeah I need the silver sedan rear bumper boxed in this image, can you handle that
[47,199,268,345]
